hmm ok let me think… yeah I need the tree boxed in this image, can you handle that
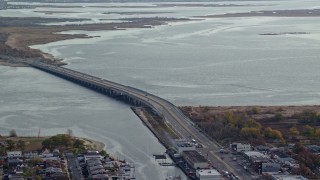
[224,111,235,124]
[274,113,283,121]
[251,107,260,114]
[264,127,285,142]
[289,127,300,136]
[17,140,26,151]
[0,146,6,155]
[61,134,72,147]
[315,128,320,137]
[292,142,305,154]
[271,130,285,143]
[9,129,17,137]
[244,119,261,129]
[100,150,109,157]
[264,127,273,138]
[302,125,314,137]
[299,164,313,176]
[67,129,73,137]
[6,140,15,151]
[73,139,84,149]
[23,167,32,178]
[240,127,260,138]
[42,139,54,150]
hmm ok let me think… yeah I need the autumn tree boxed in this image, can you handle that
[240,127,260,138]
[264,127,285,143]
[251,107,260,115]
[289,127,300,136]
[244,119,261,129]
[274,113,283,121]
[303,125,314,137]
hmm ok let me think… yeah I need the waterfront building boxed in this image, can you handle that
[182,150,208,169]
[196,169,221,180]
[174,139,196,154]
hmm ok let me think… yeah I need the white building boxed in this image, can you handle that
[244,151,269,162]
[7,151,22,158]
[174,139,196,154]
[24,152,39,159]
[84,151,103,162]
[230,143,251,153]
[196,169,221,180]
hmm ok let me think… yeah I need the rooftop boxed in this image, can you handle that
[306,145,320,153]
[271,174,308,180]
[182,150,207,163]
[197,169,220,176]
[244,151,269,159]
[177,142,194,148]
[175,139,195,148]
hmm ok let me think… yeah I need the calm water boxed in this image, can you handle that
[1,0,320,179]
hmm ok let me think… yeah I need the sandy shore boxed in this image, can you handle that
[0,136,105,151]
[79,137,105,151]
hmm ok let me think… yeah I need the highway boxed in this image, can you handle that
[31,62,253,179]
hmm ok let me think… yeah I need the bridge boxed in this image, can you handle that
[31,62,246,179]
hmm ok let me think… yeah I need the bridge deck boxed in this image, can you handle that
[31,62,243,179]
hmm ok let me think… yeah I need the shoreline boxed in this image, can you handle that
[0,135,105,152]
[0,16,191,67]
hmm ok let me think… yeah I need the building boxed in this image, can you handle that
[40,151,60,161]
[7,151,22,158]
[24,152,39,159]
[196,169,221,180]
[255,145,270,152]
[271,174,308,180]
[260,162,281,174]
[174,139,196,154]
[84,150,103,162]
[230,143,251,153]
[306,145,320,154]
[244,151,269,163]
[182,150,208,169]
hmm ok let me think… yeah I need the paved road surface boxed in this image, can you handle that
[66,153,84,180]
